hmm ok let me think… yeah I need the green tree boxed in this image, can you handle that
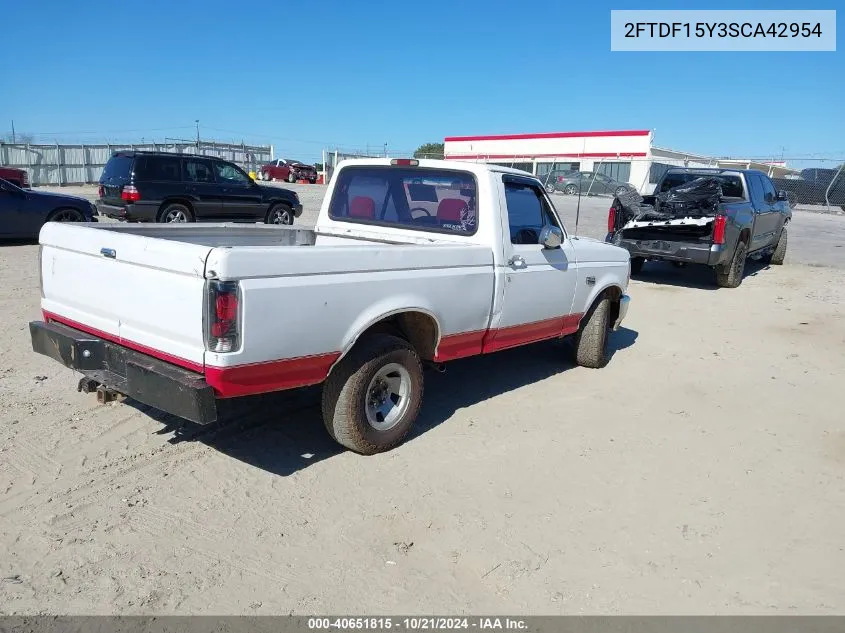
[414,142,444,159]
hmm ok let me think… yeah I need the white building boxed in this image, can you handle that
[443,129,799,194]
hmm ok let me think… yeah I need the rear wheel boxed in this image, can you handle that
[715,240,747,288]
[287,172,297,183]
[769,227,788,265]
[322,334,423,455]
[47,208,85,222]
[573,295,611,369]
[309,177,317,184]
[157,203,194,223]
[265,203,294,225]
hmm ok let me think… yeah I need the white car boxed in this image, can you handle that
[30,158,631,454]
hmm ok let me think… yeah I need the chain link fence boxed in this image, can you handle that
[0,140,273,186]
[444,154,845,212]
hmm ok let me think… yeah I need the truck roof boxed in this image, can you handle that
[335,157,537,178]
[665,166,767,177]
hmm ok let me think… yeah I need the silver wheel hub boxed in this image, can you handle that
[271,209,291,224]
[166,210,187,222]
[365,363,411,431]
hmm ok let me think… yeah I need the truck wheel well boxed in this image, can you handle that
[602,286,623,327]
[355,311,439,361]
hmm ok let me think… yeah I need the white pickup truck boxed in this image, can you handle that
[30,158,631,454]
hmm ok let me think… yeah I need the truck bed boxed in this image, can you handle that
[95,223,317,247]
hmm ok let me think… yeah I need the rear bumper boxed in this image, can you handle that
[96,201,158,222]
[607,232,727,267]
[29,320,217,424]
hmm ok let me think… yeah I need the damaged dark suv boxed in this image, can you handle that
[606,168,791,288]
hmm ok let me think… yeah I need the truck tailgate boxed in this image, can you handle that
[39,222,212,369]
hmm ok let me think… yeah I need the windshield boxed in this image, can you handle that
[329,166,478,235]
[660,172,744,198]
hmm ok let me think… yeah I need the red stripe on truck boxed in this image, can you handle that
[43,311,205,374]
[435,313,584,361]
[204,352,341,399]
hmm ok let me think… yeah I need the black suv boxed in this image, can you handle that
[97,151,303,224]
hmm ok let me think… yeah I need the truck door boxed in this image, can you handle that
[746,174,771,251]
[757,174,785,246]
[484,175,579,353]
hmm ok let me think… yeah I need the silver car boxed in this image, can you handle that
[546,171,636,196]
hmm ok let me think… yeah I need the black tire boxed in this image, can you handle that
[287,172,297,183]
[47,208,85,222]
[157,203,194,223]
[715,240,747,288]
[770,227,787,265]
[321,334,423,455]
[573,295,611,369]
[309,178,317,184]
[630,257,645,275]
[563,184,577,195]
[265,203,294,225]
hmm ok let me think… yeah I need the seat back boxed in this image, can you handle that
[349,196,376,219]
[437,198,467,224]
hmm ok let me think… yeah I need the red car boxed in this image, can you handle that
[0,166,30,188]
[259,159,318,184]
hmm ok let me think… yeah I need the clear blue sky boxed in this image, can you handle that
[2,0,842,165]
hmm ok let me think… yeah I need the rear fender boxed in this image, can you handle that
[331,299,441,369]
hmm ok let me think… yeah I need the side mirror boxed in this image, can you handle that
[776,190,788,201]
[539,225,563,249]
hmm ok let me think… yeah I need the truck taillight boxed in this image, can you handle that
[712,215,727,245]
[121,185,140,202]
[22,172,29,186]
[607,206,616,233]
[206,280,240,353]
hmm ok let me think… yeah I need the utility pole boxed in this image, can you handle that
[11,119,15,143]
[195,120,200,149]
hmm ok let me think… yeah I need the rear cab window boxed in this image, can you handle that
[660,172,745,199]
[329,166,478,235]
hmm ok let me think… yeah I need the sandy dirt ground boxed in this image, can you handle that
[1,187,844,614]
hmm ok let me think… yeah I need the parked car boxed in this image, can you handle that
[607,167,791,288]
[541,169,580,194]
[0,166,30,189]
[0,177,96,239]
[550,171,636,196]
[260,159,318,184]
[96,151,303,224]
[30,158,631,454]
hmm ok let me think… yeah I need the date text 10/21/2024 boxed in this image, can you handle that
[307,618,528,630]
[624,22,823,39]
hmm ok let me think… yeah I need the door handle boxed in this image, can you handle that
[508,255,526,268]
